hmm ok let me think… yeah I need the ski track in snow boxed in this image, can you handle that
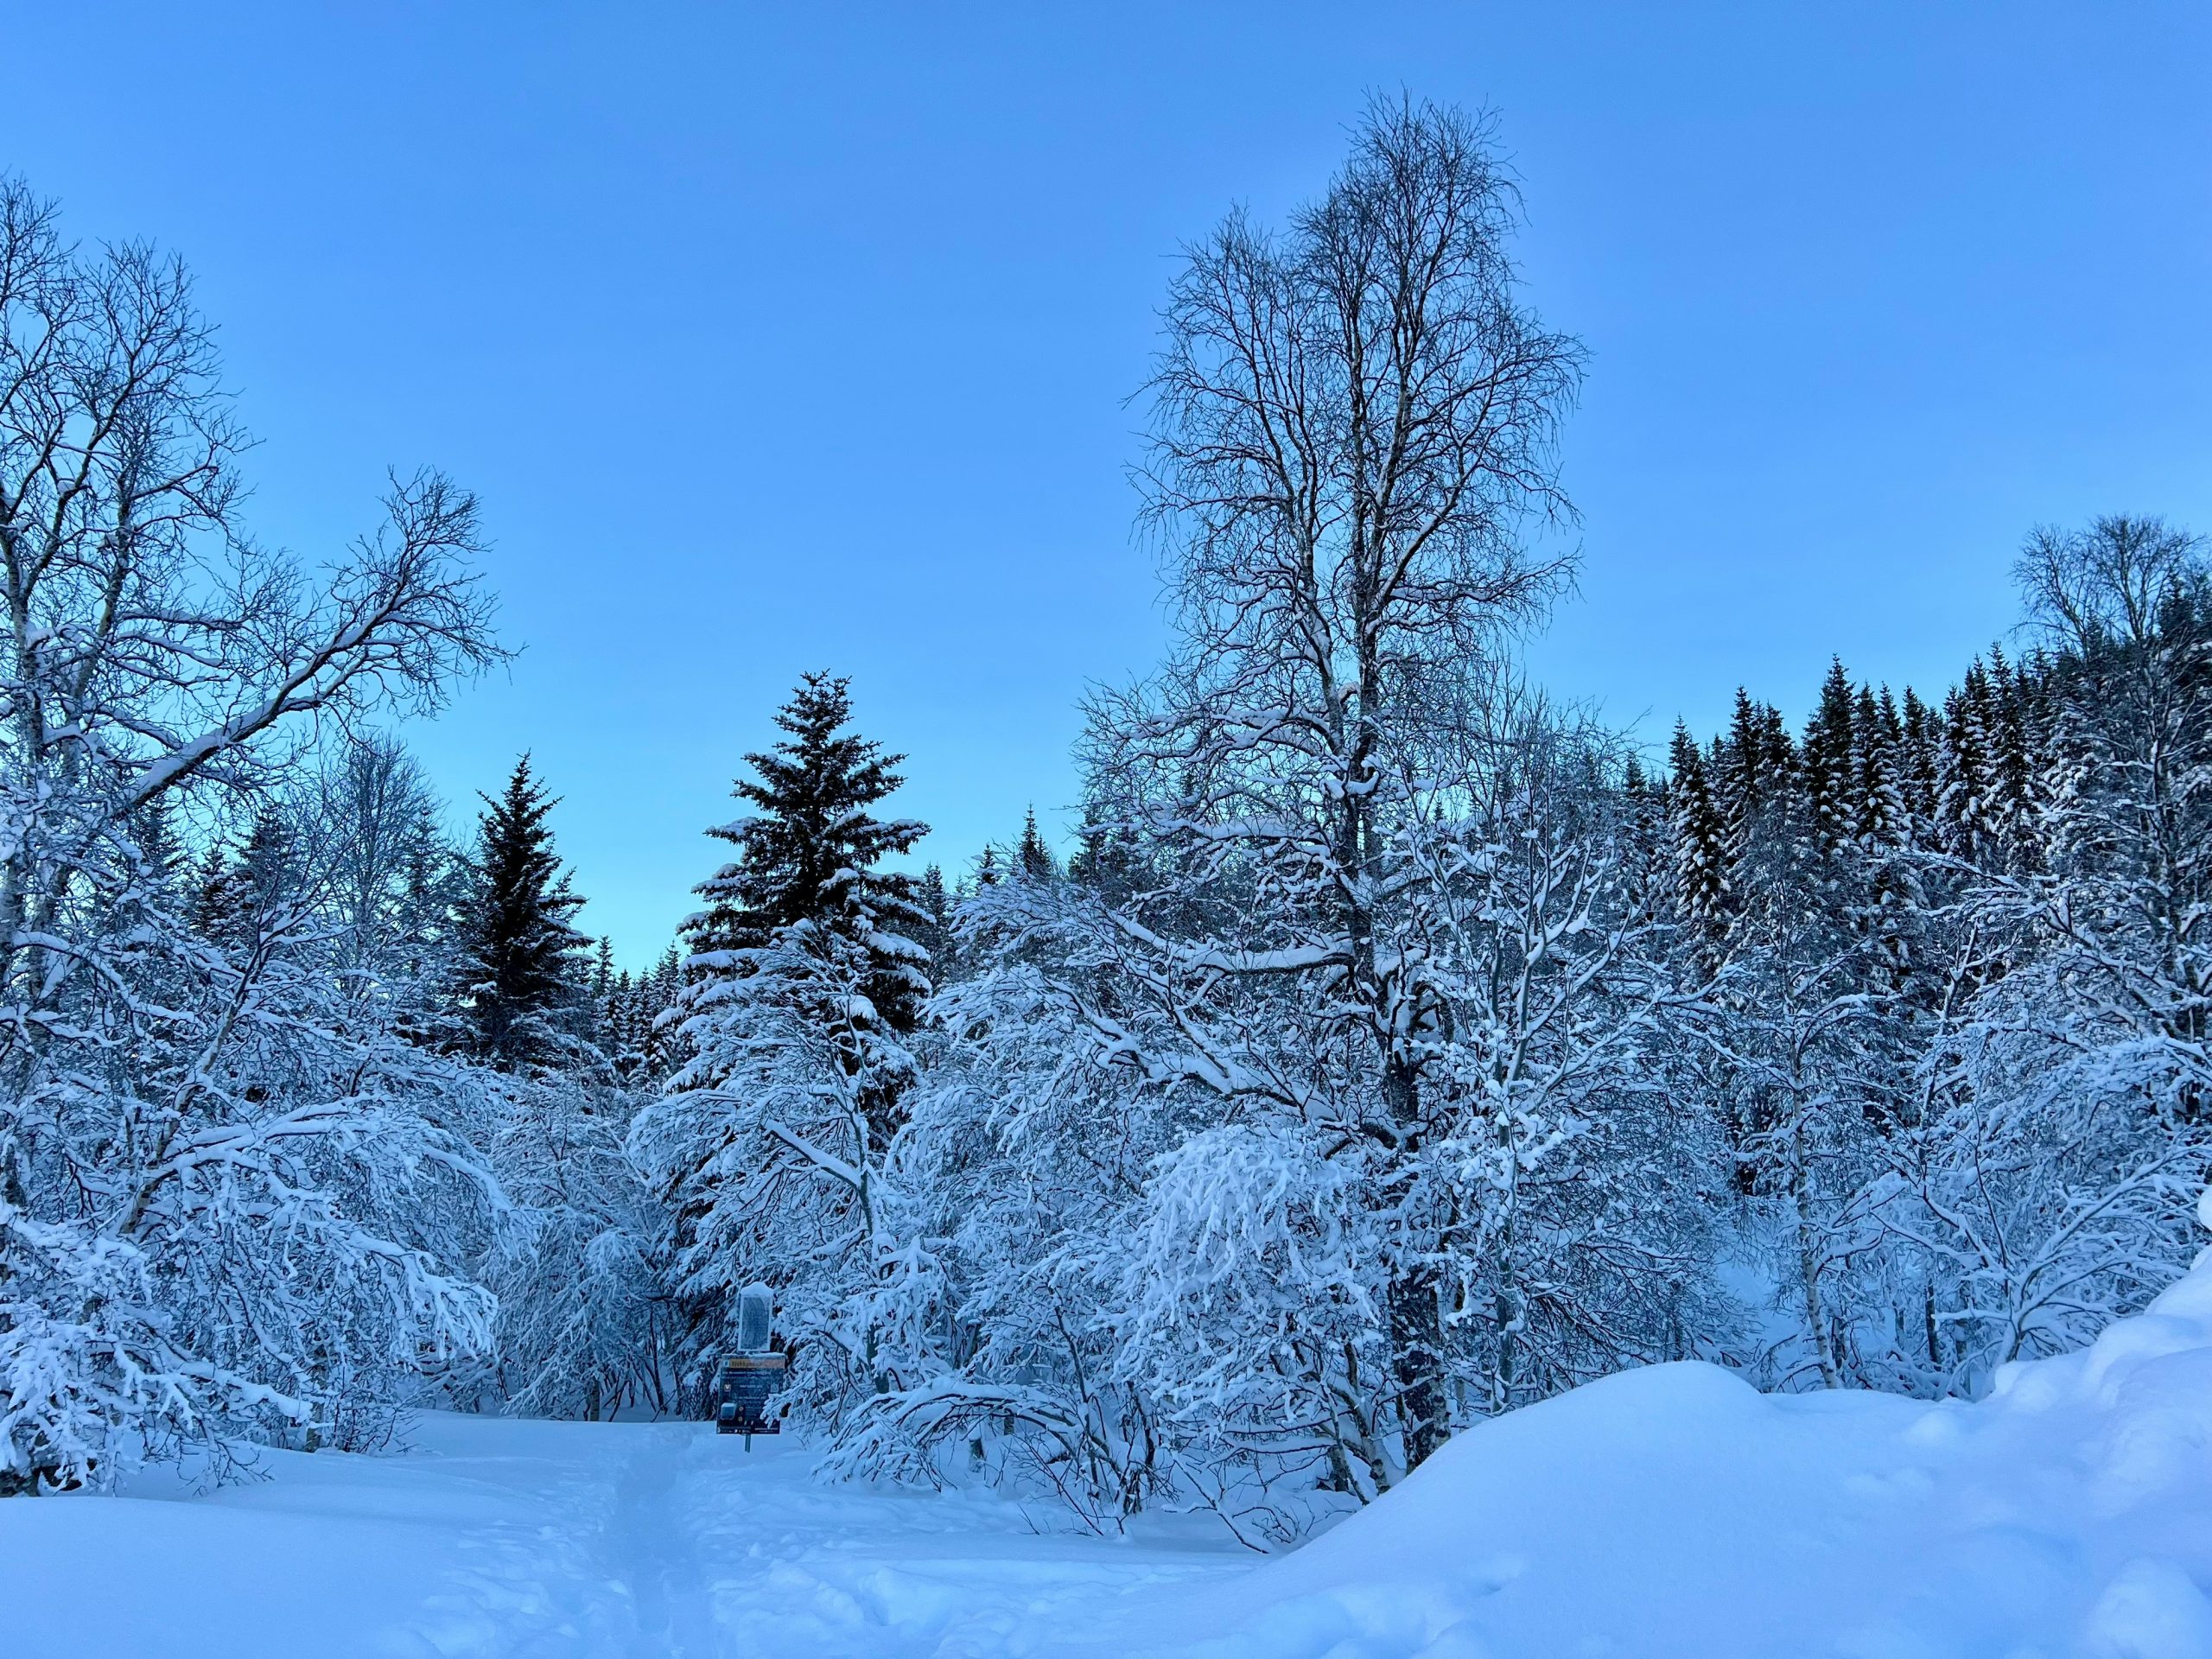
[22,1413,1247,1659]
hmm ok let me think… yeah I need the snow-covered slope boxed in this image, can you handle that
[1110,1250,2212,1659]
[8,1255,2212,1657]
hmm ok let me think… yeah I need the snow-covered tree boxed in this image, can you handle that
[633,674,931,1408]
[1862,518,2212,1382]
[1016,807,1056,884]
[1076,97,1583,1476]
[0,177,508,1491]
[448,755,596,1073]
[1669,722,1733,951]
[487,1074,670,1421]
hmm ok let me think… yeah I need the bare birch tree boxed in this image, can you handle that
[1086,99,1583,1471]
[0,178,509,1489]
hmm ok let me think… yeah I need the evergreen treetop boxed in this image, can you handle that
[1803,657,1859,859]
[1668,721,1731,947]
[684,672,931,1029]
[1017,806,1056,883]
[453,753,595,1071]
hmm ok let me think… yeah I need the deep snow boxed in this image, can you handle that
[12,1251,2212,1658]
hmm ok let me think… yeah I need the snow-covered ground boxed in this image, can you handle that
[13,1252,2212,1658]
[0,1413,1247,1657]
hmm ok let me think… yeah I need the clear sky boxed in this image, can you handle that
[6,4,2207,963]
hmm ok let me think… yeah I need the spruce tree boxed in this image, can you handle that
[1669,722,1732,951]
[452,754,594,1071]
[1621,753,1672,926]
[910,863,952,972]
[1803,658,1859,860]
[1939,661,2002,864]
[597,966,637,1081]
[1986,645,2043,863]
[129,799,186,891]
[192,810,295,950]
[683,673,931,1035]
[1899,687,1942,835]
[1016,806,1056,883]
[1719,690,1797,901]
[638,943,687,1082]
[1066,798,1141,900]
[587,938,634,1073]
[1720,690,1770,867]
[653,679,932,1373]
[192,843,245,946]
[1854,687,1910,850]
[1853,686,1921,984]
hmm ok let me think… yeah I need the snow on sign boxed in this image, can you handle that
[715,1284,786,1443]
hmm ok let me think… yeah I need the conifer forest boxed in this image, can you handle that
[3,92,2208,1583]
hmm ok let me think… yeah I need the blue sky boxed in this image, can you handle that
[7,4,2207,963]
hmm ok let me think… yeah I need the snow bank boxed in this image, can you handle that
[1111,1249,2212,1659]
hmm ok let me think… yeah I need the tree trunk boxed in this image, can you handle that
[1389,1265,1448,1470]
[1792,1126,1842,1389]
[1382,1057,1449,1470]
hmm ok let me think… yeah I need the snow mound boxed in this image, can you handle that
[1114,1250,2212,1659]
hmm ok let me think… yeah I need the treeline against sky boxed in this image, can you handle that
[3,105,2205,1543]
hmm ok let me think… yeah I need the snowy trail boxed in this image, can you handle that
[423,1417,1250,1659]
[608,1427,720,1657]
[0,1413,1248,1659]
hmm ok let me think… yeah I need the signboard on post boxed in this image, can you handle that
[715,1352,787,1439]
[715,1284,785,1445]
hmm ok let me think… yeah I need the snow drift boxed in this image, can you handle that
[1113,1247,2212,1659]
